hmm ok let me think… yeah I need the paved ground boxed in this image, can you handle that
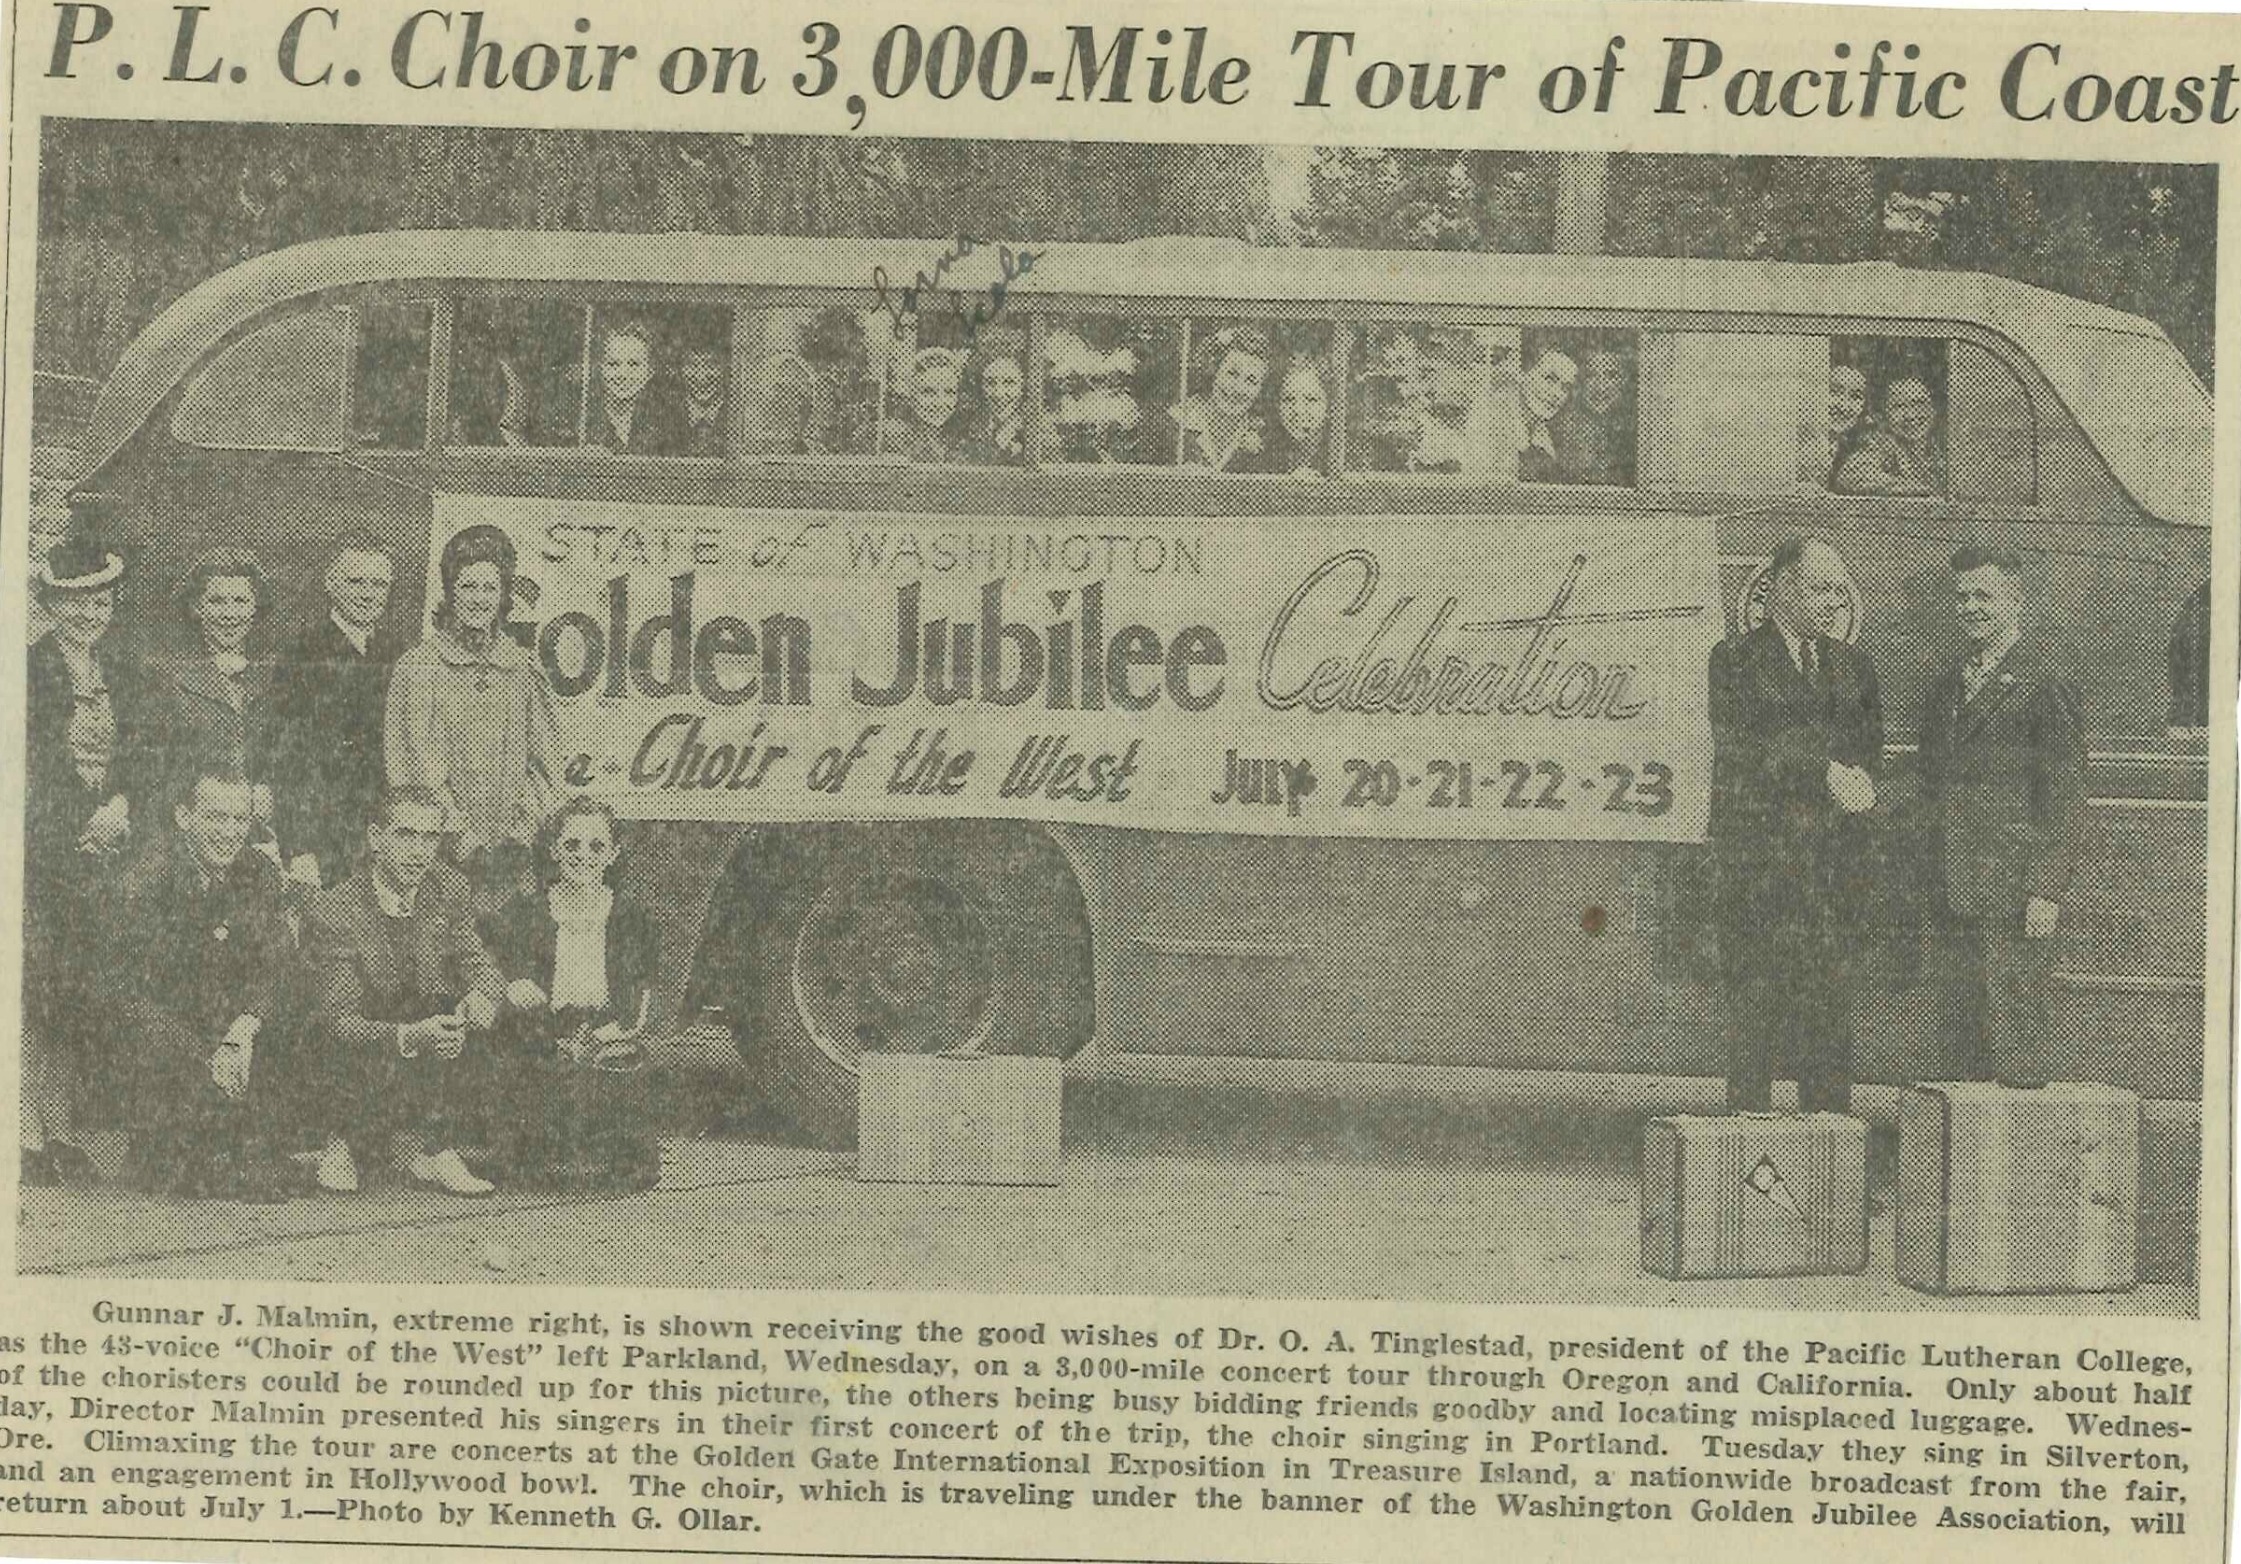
[19,1039,2195,1315]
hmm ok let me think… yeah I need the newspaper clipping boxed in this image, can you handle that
[0,0,2233,1560]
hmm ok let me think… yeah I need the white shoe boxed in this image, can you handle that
[407,1149,494,1198]
[315,1138,359,1194]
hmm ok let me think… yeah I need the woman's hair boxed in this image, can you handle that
[912,346,965,380]
[536,795,623,886]
[599,319,657,359]
[971,348,1024,390]
[175,547,267,629]
[1276,357,1328,403]
[1193,325,1273,384]
[434,523,518,630]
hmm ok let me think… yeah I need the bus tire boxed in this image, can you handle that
[703,823,1094,1148]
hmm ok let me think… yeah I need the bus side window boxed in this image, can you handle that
[1170,321,1335,476]
[352,301,430,450]
[450,300,581,448]
[1828,337,1950,497]
[1640,332,1823,492]
[1342,324,1634,484]
[1536,330,1635,486]
[172,308,349,451]
[1345,323,1518,477]
[737,304,878,457]
[1039,317,1183,466]
[578,304,731,458]
[1946,339,2035,503]
[2170,578,2211,731]
[866,310,1028,467]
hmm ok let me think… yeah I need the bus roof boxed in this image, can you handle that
[75,231,2209,524]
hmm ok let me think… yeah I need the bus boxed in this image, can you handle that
[58,233,2212,1151]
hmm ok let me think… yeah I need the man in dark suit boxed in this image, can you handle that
[301,786,507,1196]
[110,769,295,1200]
[1918,546,2087,1080]
[272,542,403,887]
[1708,536,1884,1113]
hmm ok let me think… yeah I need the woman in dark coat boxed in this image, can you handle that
[481,798,660,1189]
[24,538,140,1184]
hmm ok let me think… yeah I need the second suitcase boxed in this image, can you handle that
[1897,1082,2140,1296]
[1642,1113,1868,1279]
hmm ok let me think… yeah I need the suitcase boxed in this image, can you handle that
[1897,1083,2139,1295]
[1641,1113,1868,1279]
[857,1054,1062,1185]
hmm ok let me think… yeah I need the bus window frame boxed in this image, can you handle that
[434,283,735,466]
[319,278,2087,521]
[1006,295,2047,506]
[343,294,440,455]
[1941,334,2042,507]
[170,302,354,456]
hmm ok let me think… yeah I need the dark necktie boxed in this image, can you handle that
[1799,637,1818,689]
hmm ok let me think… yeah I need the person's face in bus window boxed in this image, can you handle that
[1769,541,1850,641]
[554,811,616,891]
[600,333,653,407]
[912,363,963,429]
[1953,564,2021,651]
[177,776,254,874]
[451,561,506,637]
[1277,366,1329,449]
[327,550,394,634]
[682,349,724,405]
[1829,365,1869,436]
[980,357,1024,415]
[52,586,114,651]
[195,575,257,655]
[1523,351,1578,424]
[1213,349,1269,418]
[1579,352,1627,416]
[1886,378,1937,445]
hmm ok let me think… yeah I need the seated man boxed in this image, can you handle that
[111,769,294,1201]
[302,786,506,1196]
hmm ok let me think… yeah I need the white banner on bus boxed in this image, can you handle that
[432,496,1722,842]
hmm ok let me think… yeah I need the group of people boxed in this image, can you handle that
[457,321,730,457]
[1822,359,1949,496]
[1346,329,1636,484]
[894,324,1338,473]
[24,527,657,1201]
[1709,539,2085,1148]
[16,491,2097,1205]
[882,344,1030,465]
[451,314,1956,502]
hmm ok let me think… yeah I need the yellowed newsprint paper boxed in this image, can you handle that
[0,0,2234,1561]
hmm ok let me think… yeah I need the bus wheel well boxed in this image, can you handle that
[689,821,1094,1147]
